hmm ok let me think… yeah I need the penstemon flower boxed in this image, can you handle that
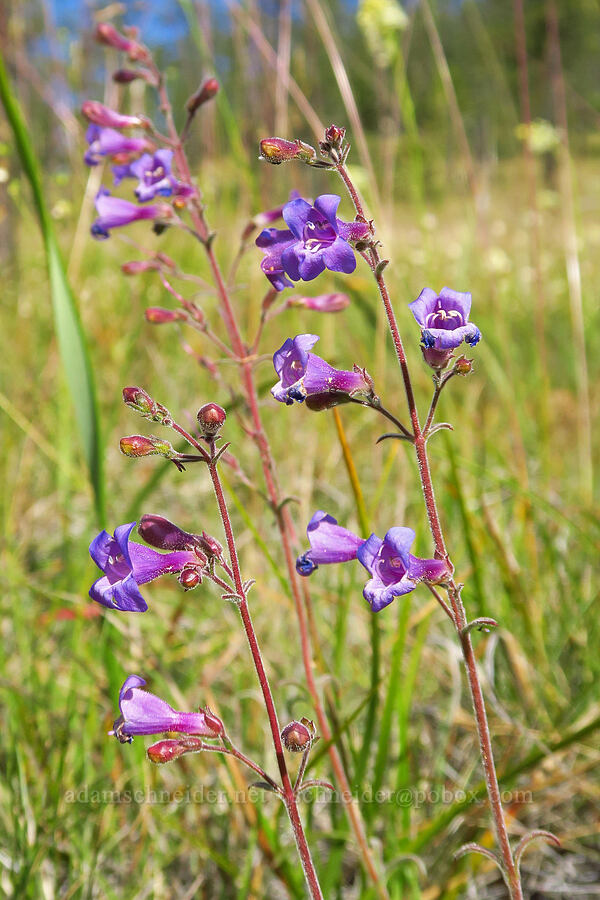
[297,513,448,612]
[84,124,151,167]
[409,286,481,369]
[271,334,370,408]
[90,190,171,239]
[116,149,195,202]
[256,194,369,289]
[110,675,224,743]
[88,521,205,611]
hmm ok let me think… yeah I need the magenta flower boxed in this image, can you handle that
[409,287,481,357]
[84,125,150,167]
[91,190,169,239]
[296,511,364,575]
[89,521,202,611]
[358,528,449,612]
[256,194,369,290]
[110,675,224,744]
[271,334,369,407]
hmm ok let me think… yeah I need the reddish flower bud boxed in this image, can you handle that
[120,434,176,459]
[197,403,226,436]
[95,22,149,62]
[259,137,316,165]
[122,386,171,424]
[325,124,346,145]
[178,568,202,590]
[147,736,204,764]
[198,532,223,560]
[454,355,474,376]
[281,718,316,752]
[121,259,160,276]
[291,293,350,313]
[145,307,187,324]
[112,67,155,85]
[186,77,220,115]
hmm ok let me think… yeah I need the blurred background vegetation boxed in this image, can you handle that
[1,1,599,898]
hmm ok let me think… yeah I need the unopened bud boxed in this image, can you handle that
[454,355,474,376]
[145,307,187,324]
[324,124,346,145]
[120,434,176,459]
[291,293,350,313]
[147,737,204,764]
[121,259,159,275]
[197,402,226,436]
[259,137,316,165]
[81,100,147,130]
[179,567,202,590]
[112,67,155,85]
[122,386,171,424]
[95,23,149,62]
[281,718,316,752]
[198,532,223,560]
[186,77,220,115]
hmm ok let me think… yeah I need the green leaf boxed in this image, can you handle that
[0,52,105,524]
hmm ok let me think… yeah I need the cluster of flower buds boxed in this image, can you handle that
[281,718,317,753]
[122,386,172,425]
[319,124,347,162]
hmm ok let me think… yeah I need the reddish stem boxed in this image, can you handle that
[337,162,523,898]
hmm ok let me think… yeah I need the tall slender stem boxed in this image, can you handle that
[207,456,323,900]
[154,73,390,899]
[338,162,523,898]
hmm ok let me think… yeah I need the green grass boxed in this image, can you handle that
[2,22,600,900]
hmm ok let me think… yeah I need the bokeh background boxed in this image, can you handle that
[1,1,599,897]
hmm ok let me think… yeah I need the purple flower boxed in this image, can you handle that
[91,191,169,239]
[89,521,201,611]
[409,287,481,352]
[110,675,224,743]
[296,511,364,575]
[271,334,369,407]
[296,512,450,612]
[119,150,194,202]
[84,125,151,167]
[358,528,449,612]
[256,194,368,289]
[82,100,147,130]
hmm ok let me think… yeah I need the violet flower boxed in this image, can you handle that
[296,512,449,612]
[358,528,449,612]
[120,150,194,202]
[82,100,146,130]
[271,334,369,407]
[84,125,150,167]
[89,521,202,611]
[110,675,224,743]
[256,194,369,289]
[296,511,364,575]
[409,287,481,366]
[91,190,169,239]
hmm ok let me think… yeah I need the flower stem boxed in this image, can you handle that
[207,455,323,900]
[338,162,523,898]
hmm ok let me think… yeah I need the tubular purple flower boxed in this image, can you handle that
[89,521,203,611]
[357,528,449,612]
[116,150,194,202]
[409,287,481,352]
[84,125,151,167]
[255,194,365,289]
[91,191,170,239]
[296,511,364,576]
[271,334,370,407]
[110,675,224,743]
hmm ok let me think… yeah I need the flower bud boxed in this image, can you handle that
[281,718,316,752]
[95,23,149,62]
[122,386,171,424]
[454,355,474,376]
[325,124,346,145]
[198,532,223,560]
[147,736,204,763]
[112,67,155,85]
[137,515,207,565]
[178,567,202,590]
[197,403,226,436]
[145,307,187,324]
[186,77,220,115]
[81,100,147,130]
[121,259,160,276]
[291,293,350,313]
[120,434,176,459]
[259,137,316,165]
